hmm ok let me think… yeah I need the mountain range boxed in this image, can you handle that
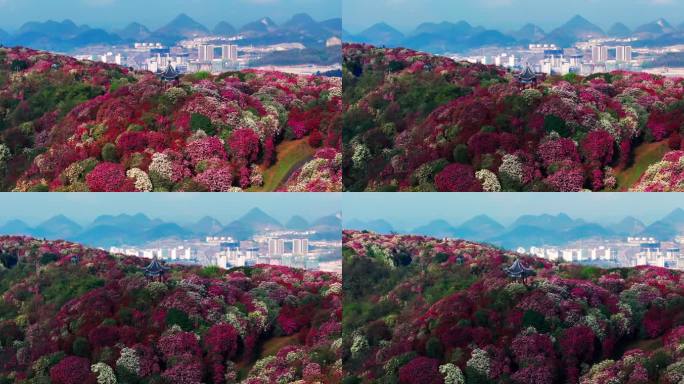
[0,208,341,247]
[0,12,341,52]
[345,15,684,53]
[346,209,684,248]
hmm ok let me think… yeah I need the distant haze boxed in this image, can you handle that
[343,0,684,33]
[0,0,341,31]
[343,193,684,230]
[0,193,340,226]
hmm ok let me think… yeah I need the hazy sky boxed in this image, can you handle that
[343,193,684,230]
[0,0,341,31]
[0,193,341,225]
[343,0,684,33]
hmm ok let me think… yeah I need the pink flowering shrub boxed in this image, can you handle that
[435,164,481,192]
[49,356,95,384]
[85,162,135,192]
[398,357,442,384]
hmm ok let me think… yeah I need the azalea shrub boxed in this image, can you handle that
[0,236,342,383]
[0,46,341,192]
[343,230,684,383]
[343,43,684,192]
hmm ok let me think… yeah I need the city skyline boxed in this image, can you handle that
[343,193,684,230]
[0,0,341,31]
[0,193,341,226]
[343,0,684,33]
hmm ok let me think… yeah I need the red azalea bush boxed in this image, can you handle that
[49,356,94,384]
[398,357,442,384]
[85,162,134,192]
[435,164,481,192]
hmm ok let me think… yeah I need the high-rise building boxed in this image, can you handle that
[616,46,632,63]
[221,45,238,61]
[198,44,214,62]
[591,45,608,63]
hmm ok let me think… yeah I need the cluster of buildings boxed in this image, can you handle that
[75,39,244,75]
[521,245,618,263]
[110,245,197,262]
[213,236,319,271]
[453,39,637,77]
[192,43,240,72]
[518,236,684,270]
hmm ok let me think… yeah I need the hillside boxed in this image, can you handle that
[343,43,684,192]
[343,230,684,384]
[0,46,341,192]
[0,236,342,383]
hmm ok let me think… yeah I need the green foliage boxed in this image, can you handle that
[453,144,470,164]
[29,183,49,192]
[187,71,211,81]
[10,60,28,72]
[72,336,90,357]
[190,113,216,136]
[0,252,18,269]
[388,60,406,73]
[166,308,193,331]
[645,350,672,379]
[101,143,118,162]
[426,337,444,359]
[522,310,550,333]
[544,114,571,137]
[42,270,104,307]
[39,253,59,265]
[110,78,130,93]
[435,252,449,263]
[342,377,362,384]
[198,265,223,278]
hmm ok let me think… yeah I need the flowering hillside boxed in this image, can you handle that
[343,43,684,192]
[0,236,342,383]
[0,46,341,192]
[343,230,684,384]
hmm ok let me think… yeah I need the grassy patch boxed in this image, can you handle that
[250,138,315,192]
[613,142,668,191]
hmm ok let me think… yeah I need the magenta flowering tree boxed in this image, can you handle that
[581,130,615,167]
[185,137,227,165]
[193,167,233,192]
[49,356,95,384]
[228,128,261,163]
[435,164,481,192]
[85,162,134,192]
[398,357,442,384]
[204,323,239,358]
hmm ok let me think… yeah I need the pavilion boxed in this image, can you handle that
[504,258,536,285]
[143,255,170,281]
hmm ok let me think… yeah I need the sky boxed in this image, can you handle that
[343,0,684,33]
[0,193,341,225]
[0,0,341,31]
[343,193,684,230]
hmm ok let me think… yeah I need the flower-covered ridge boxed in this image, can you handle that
[343,230,684,384]
[0,46,341,192]
[0,236,342,383]
[343,43,684,192]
